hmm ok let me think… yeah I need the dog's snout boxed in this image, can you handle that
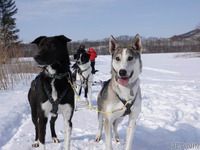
[119,69,127,76]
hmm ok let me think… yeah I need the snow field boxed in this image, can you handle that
[0,53,200,150]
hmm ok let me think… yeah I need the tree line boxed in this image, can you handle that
[66,34,200,55]
[19,34,200,57]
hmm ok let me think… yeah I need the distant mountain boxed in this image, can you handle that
[171,29,200,40]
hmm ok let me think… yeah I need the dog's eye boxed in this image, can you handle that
[116,57,120,61]
[128,56,133,61]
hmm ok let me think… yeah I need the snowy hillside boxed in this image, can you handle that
[1,53,200,150]
[171,29,200,40]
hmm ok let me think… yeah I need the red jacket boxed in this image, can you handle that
[88,48,97,61]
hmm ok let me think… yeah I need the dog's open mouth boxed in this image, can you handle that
[118,71,133,86]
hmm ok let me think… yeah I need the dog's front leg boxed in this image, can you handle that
[88,83,92,107]
[50,115,60,143]
[125,105,141,150]
[94,112,103,142]
[104,118,113,150]
[125,117,137,150]
[38,117,48,150]
[63,111,73,150]
[75,85,81,110]
[63,119,72,150]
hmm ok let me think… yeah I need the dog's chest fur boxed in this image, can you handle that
[112,77,140,101]
[99,77,140,117]
[41,66,72,117]
[76,62,92,85]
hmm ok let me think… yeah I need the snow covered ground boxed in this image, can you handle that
[0,53,200,150]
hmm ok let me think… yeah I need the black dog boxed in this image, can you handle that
[28,35,74,150]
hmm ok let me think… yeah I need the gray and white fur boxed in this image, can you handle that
[94,34,142,150]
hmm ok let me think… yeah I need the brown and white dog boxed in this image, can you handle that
[94,34,142,150]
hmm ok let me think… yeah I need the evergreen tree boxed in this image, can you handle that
[0,0,19,46]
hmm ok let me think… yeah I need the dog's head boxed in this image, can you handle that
[76,52,91,65]
[32,35,71,66]
[109,34,142,86]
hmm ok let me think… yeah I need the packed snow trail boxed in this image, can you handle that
[1,53,200,150]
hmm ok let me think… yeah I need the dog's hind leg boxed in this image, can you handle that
[50,115,60,143]
[113,117,123,142]
[84,86,89,105]
[62,106,73,150]
[94,112,103,142]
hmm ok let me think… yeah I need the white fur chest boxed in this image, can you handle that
[76,63,93,86]
[41,76,72,117]
[41,65,72,117]
[104,79,140,119]
[41,101,72,117]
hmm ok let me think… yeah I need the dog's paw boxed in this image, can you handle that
[94,135,102,142]
[52,137,60,143]
[32,141,39,148]
[114,136,121,142]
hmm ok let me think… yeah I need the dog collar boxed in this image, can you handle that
[44,69,70,79]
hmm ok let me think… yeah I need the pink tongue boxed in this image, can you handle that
[119,78,129,86]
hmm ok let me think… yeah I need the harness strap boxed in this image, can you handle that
[34,71,44,87]
[116,94,136,116]
[77,66,90,75]
[43,84,69,115]
[34,67,71,114]
[81,74,90,85]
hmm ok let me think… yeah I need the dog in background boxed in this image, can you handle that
[28,35,74,150]
[94,34,142,150]
[74,52,93,110]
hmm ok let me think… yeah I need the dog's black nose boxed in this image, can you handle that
[119,69,127,76]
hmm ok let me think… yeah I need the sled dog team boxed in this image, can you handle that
[28,34,142,150]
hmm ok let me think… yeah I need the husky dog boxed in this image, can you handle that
[28,35,74,150]
[74,52,93,110]
[94,34,142,150]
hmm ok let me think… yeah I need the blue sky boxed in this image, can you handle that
[15,0,200,43]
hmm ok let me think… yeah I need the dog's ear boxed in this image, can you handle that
[55,35,71,45]
[109,35,120,54]
[130,34,142,53]
[31,36,46,46]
